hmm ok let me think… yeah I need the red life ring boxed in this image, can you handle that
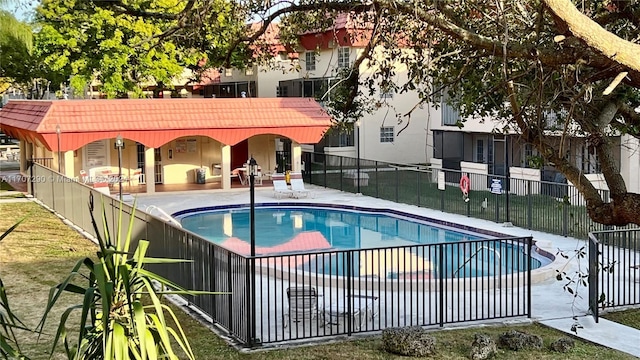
[460,175,470,195]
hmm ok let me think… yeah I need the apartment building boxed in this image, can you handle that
[192,18,639,196]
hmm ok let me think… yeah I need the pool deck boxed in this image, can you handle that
[100,185,640,356]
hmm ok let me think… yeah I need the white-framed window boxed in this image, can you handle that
[380,126,394,143]
[278,52,289,61]
[305,52,316,71]
[338,47,350,68]
[225,68,233,77]
[245,67,254,76]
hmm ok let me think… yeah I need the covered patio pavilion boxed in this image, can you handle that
[0,98,332,193]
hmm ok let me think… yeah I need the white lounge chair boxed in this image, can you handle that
[289,173,312,198]
[284,286,323,327]
[272,173,293,198]
[324,294,379,331]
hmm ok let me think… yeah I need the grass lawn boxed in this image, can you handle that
[1,201,638,359]
[309,170,616,239]
[601,308,640,331]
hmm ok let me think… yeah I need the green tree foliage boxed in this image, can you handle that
[0,3,33,94]
[35,0,246,98]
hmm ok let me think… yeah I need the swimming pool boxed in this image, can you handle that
[175,204,547,278]
[178,206,487,250]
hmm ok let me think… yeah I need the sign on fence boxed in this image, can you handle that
[490,179,503,194]
[438,171,445,190]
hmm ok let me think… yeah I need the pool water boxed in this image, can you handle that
[177,206,543,278]
[179,206,486,250]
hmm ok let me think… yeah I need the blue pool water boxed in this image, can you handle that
[178,206,485,249]
[177,206,543,277]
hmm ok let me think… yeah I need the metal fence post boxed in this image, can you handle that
[346,250,353,335]
[588,235,599,322]
[440,170,445,211]
[563,199,569,237]
[29,160,34,196]
[417,170,421,207]
[495,192,499,223]
[375,162,379,198]
[527,237,532,318]
[438,244,445,327]
[395,167,399,203]
[227,252,234,336]
[339,157,343,191]
[323,156,327,188]
[527,180,532,229]
[246,257,252,346]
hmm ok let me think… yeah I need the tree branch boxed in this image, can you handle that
[544,0,640,73]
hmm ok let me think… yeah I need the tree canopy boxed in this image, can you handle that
[262,0,640,226]
[0,1,34,93]
[34,0,248,97]
[15,0,640,226]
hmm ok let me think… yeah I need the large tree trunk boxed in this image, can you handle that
[544,0,640,73]
[588,193,640,226]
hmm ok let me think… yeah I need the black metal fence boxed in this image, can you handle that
[303,152,621,239]
[588,229,640,322]
[29,157,53,168]
[30,163,534,347]
[252,238,533,344]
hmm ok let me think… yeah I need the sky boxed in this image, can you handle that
[2,0,36,21]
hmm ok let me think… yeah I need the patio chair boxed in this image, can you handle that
[324,294,379,331]
[92,181,111,196]
[289,173,312,198]
[128,168,143,187]
[272,173,293,198]
[79,169,89,184]
[284,286,323,327]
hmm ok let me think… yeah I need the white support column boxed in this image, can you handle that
[291,142,302,173]
[63,151,75,178]
[144,147,156,193]
[19,140,27,173]
[221,145,231,190]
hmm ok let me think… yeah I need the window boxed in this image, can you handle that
[305,52,316,71]
[441,89,460,126]
[380,126,394,143]
[523,144,539,168]
[476,139,484,163]
[278,52,289,61]
[338,48,350,68]
[245,67,254,76]
[276,86,288,97]
[582,145,601,173]
[225,68,233,77]
[380,89,393,99]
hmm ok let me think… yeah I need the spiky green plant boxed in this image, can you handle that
[0,215,30,359]
[39,201,212,359]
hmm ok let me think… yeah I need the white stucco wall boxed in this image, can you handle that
[619,135,640,194]
[257,61,300,97]
[509,167,541,195]
[307,47,434,165]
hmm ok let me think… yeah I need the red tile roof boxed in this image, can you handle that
[0,98,332,151]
